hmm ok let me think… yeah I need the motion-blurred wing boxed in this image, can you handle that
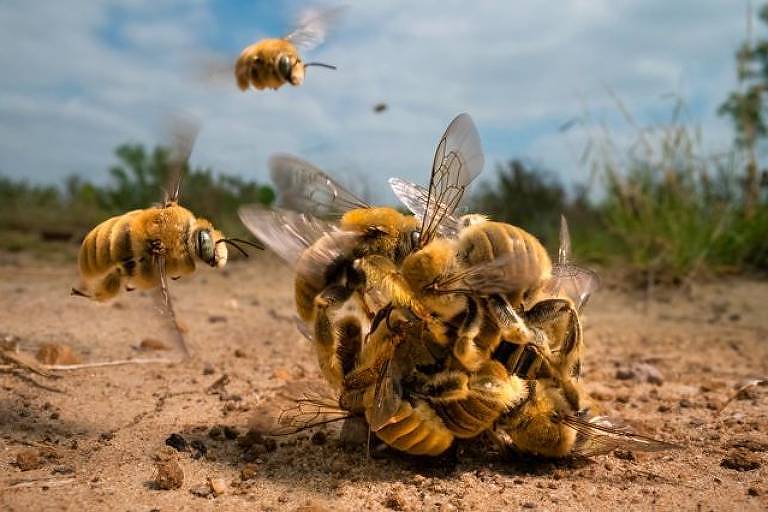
[284,5,345,51]
[388,177,460,237]
[154,254,190,358]
[238,203,344,266]
[164,115,199,205]
[563,415,680,457]
[419,113,484,245]
[269,153,369,219]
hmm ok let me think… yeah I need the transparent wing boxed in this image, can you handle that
[272,392,352,436]
[368,354,403,432]
[563,415,680,457]
[419,113,484,245]
[543,216,600,310]
[543,266,601,311]
[269,153,369,219]
[164,115,199,205]
[238,203,347,266]
[284,5,345,51]
[388,177,460,237]
[431,241,540,296]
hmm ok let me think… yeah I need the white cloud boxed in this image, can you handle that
[0,0,747,204]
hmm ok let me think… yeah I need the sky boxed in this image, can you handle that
[0,0,753,202]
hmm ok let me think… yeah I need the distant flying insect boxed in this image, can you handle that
[235,6,342,91]
[373,102,388,113]
[73,119,261,356]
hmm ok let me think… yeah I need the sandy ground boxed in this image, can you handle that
[0,251,767,511]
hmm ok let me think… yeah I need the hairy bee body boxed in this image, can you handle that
[76,204,227,301]
[294,206,419,322]
[495,378,582,458]
[457,220,552,308]
[415,360,528,439]
[235,39,305,91]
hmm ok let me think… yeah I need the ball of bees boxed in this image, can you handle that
[241,112,678,460]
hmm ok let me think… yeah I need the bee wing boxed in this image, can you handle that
[543,215,601,310]
[369,354,403,432]
[163,115,199,205]
[435,241,540,296]
[153,254,190,358]
[238,203,354,266]
[269,153,369,219]
[272,391,351,435]
[419,113,484,245]
[388,177,460,237]
[562,415,681,458]
[543,265,601,311]
[283,5,345,51]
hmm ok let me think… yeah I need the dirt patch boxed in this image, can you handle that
[1,254,767,510]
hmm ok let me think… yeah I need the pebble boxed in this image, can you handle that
[139,338,169,351]
[208,477,227,496]
[165,433,188,452]
[721,448,761,471]
[154,460,184,490]
[16,449,42,471]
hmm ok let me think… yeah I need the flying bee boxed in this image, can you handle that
[73,118,261,356]
[235,6,342,91]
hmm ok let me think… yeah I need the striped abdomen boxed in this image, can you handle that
[365,395,454,456]
[428,361,528,439]
[458,221,552,307]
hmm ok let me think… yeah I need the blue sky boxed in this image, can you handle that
[0,0,752,202]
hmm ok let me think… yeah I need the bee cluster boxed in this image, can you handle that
[240,114,676,459]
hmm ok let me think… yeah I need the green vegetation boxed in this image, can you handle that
[0,143,274,256]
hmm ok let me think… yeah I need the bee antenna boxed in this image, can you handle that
[304,62,337,70]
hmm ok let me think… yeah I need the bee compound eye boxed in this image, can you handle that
[410,231,420,248]
[196,230,215,265]
[278,54,292,80]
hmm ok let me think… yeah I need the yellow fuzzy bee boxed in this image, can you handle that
[235,6,342,91]
[73,119,261,356]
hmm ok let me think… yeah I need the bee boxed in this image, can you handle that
[235,6,342,91]
[492,371,678,458]
[73,119,261,356]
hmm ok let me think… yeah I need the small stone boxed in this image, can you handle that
[99,432,114,442]
[154,460,184,490]
[202,364,215,375]
[237,428,266,448]
[658,404,671,412]
[721,448,761,471]
[223,426,239,440]
[679,398,693,408]
[208,315,227,324]
[234,349,246,358]
[209,426,225,440]
[311,431,327,446]
[272,368,291,380]
[165,433,188,452]
[383,490,407,510]
[240,464,259,480]
[208,477,227,496]
[613,449,635,461]
[139,338,169,351]
[522,502,536,509]
[16,449,42,471]
[51,464,75,475]
[35,343,81,365]
[190,440,207,459]
[615,369,635,380]
[190,482,212,497]
[747,487,761,496]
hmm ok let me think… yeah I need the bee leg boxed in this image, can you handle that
[313,285,356,389]
[452,298,487,372]
[70,287,91,298]
[525,299,583,378]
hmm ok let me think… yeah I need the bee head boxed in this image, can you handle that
[340,207,419,258]
[277,53,304,85]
